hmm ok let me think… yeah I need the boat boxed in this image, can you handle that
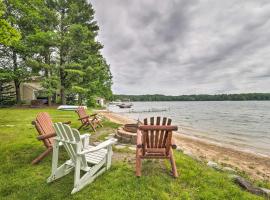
[57,105,87,111]
[109,101,122,105]
[128,108,167,113]
[117,103,133,108]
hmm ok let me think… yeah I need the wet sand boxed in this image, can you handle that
[99,110,270,181]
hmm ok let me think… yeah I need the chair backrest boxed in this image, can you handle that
[53,122,88,168]
[139,117,177,156]
[76,107,89,123]
[34,112,55,148]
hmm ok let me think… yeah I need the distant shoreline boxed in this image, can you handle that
[114,93,270,101]
[99,110,270,181]
[113,100,270,101]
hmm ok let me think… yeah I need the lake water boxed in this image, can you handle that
[108,101,270,156]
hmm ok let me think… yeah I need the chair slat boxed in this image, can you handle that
[162,117,171,147]
[150,117,154,148]
[154,117,161,148]
[143,118,149,149]
[158,117,167,148]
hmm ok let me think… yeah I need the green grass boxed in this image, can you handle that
[0,108,264,200]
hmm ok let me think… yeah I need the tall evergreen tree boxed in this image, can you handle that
[26,0,58,106]
[53,0,110,105]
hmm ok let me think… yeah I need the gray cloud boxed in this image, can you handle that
[91,0,270,95]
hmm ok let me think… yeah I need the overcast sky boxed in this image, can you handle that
[90,0,270,95]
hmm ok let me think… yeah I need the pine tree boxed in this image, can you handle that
[26,1,58,106]
[0,70,15,106]
[53,0,111,105]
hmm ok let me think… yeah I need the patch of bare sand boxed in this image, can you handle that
[98,111,137,124]
[99,111,270,181]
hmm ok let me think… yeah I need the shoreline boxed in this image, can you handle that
[99,110,270,181]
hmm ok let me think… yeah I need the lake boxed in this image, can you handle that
[108,101,270,156]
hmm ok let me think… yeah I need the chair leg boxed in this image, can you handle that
[136,149,142,177]
[31,147,52,164]
[169,149,178,178]
[106,146,113,170]
[78,123,85,130]
[98,120,103,127]
[89,122,96,132]
[73,157,81,190]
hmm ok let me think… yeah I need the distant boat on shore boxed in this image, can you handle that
[128,108,167,113]
[117,103,133,108]
[57,105,87,110]
[109,101,122,105]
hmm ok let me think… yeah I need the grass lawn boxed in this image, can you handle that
[0,108,265,200]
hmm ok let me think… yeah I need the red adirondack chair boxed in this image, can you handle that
[31,112,70,164]
[136,117,178,177]
[75,107,103,132]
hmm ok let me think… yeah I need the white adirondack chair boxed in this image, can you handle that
[47,122,117,194]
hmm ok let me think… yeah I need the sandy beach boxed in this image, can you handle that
[99,110,270,181]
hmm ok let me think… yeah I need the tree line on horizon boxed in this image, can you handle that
[114,93,270,101]
[0,0,112,106]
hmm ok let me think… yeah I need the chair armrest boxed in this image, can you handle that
[89,113,98,117]
[78,116,89,120]
[78,138,117,155]
[37,133,56,140]
[80,133,91,138]
[171,138,177,149]
[63,121,71,124]
[137,130,142,148]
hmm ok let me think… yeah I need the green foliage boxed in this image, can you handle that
[0,0,45,104]
[0,0,112,106]
[55,1,112,104]
[0,70,15,106]
[114,93,270,101]
[40,75,58,97]
[0,108,265,200]
[0,0,21,46]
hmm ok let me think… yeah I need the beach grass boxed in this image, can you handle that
[0,108,265,200]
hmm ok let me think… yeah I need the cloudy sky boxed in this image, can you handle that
[91,0,270,95]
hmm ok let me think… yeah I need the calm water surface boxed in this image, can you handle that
[108,101,270,156]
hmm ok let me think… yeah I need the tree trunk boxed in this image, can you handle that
[48,96,52,106]
[52,93,56,104]
[59,8,66,105]
[44,53,52,107]
[12,51,21,105]
[14,80,21,105]
[59,65,66,105]
[78,94,82,105]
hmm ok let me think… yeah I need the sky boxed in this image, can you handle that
[90,0,270,95]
